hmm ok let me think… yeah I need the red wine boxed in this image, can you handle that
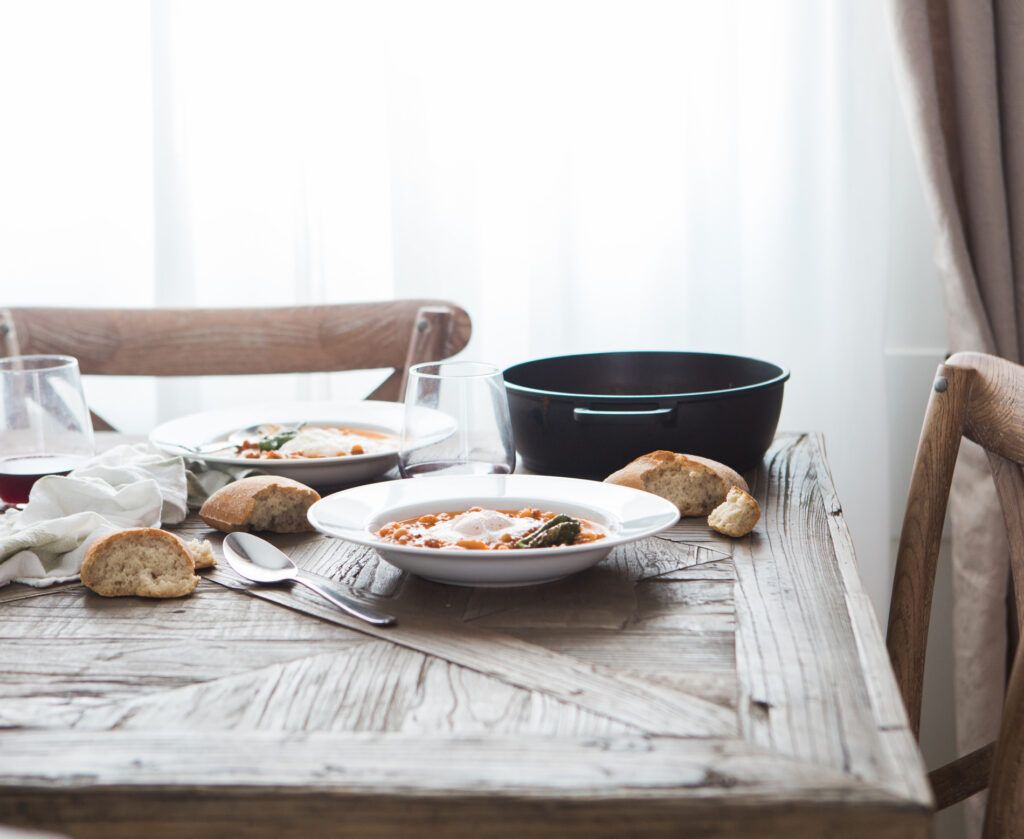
[400,460,513,478]
[0,454,86,504]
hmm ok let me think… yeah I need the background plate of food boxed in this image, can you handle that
[150,401,455,488]
[307,474,680,586]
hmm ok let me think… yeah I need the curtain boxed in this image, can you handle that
[885,0,1024,835]
[0,1,945,627]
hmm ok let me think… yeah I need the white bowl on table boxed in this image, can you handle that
[306,473,679,587]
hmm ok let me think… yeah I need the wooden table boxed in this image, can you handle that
[0,433,932,838]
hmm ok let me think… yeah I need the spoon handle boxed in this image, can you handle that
[151,439,233,456]
[293,571,396,627]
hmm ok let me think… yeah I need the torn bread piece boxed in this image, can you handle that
[707,486,761,537]
[604,450,749,516]
[199,475,320,534]
[81,528,214,598]
[184,537,218,569]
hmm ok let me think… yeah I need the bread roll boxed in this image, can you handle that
[81,528,212,598]
[199,475,320,533]
[707,486,761,537]
[604,450,749,516]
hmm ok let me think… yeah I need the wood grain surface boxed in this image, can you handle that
[0,433,931,838]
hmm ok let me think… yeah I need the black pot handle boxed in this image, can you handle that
[573,406,674,425]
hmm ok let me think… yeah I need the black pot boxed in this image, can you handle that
[503,351,789,478]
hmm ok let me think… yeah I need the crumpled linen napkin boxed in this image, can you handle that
[0,443,251,589]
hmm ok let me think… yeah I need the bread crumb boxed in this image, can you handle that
[184,538,217,569]
[707,486,761,537]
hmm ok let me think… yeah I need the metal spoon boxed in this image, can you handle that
[151,439,236,456]
[222,532,396,627]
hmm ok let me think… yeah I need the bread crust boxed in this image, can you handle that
[199,475,320,533]
[604,450,749,516]
[81,527,200,598]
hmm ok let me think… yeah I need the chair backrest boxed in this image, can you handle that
[886,350,1024,832]
[0,300,471,428]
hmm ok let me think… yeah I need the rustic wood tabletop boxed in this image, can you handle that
[0,432,932,838]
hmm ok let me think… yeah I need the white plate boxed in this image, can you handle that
[307,474,680,587]
[149,400,454,489]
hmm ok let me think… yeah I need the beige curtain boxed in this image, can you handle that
[885,0,1024,834]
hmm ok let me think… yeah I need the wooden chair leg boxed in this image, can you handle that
[983,641,1024,837]
[369,306,456,402]
[928,741,995,810]
[89,409,116,432]
[0,309,22,358]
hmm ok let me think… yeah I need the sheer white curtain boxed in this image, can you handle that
[0,0,945,619]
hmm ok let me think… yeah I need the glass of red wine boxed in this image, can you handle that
[398,361,516,478]
[0,355,95,506]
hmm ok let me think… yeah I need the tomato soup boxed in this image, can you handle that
[376,507,607,551]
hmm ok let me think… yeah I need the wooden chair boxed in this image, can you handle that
[0,300,471,429]
[887,350,1024,835]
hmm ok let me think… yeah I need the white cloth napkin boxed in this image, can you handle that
[0,443,246,589]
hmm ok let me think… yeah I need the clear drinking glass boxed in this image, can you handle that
[0,355,95,504]
[399,361,516,477]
